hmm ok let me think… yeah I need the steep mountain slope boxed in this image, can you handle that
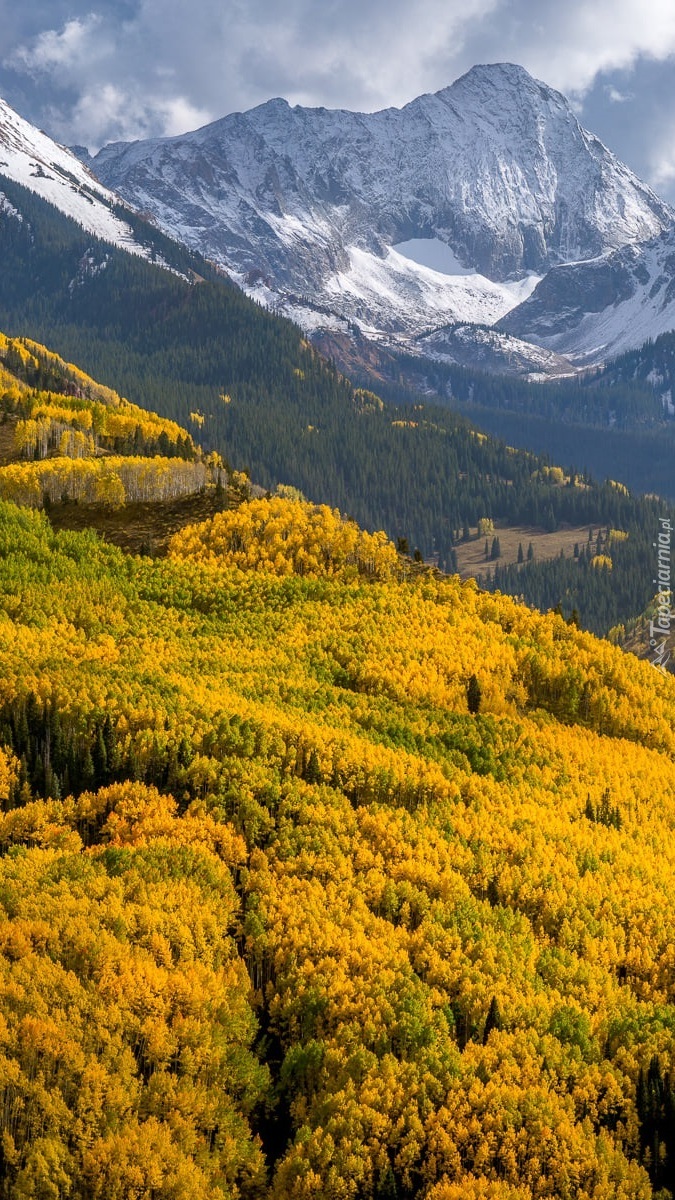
[596,327,675,403]
[0,96,183,265]
[499,228,675,361]
[87,64,672,352]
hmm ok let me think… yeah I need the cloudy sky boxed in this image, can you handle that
[2,0,675,200]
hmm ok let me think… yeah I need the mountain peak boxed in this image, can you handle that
[252,96,291,116]
[86,69,674,354]
[430,61,573,121]
[451,61,550,89]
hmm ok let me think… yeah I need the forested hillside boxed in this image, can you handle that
[1,493,675,1197]
[348,344,675,501]
[0,180,673,635]
[0,331,230,512]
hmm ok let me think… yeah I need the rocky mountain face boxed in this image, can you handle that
[84,64,674,371]
[498,228,675,362]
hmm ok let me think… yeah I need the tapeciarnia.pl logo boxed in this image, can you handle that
[651,517,672,673]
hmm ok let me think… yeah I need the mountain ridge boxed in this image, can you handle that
[3,71,674,372]
[498,227,675,361]
[83,63,673,363]
[1,118,675,635]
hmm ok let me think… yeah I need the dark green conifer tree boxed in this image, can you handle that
[467,674,482,715]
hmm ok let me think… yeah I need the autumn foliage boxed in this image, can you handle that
[0,332,214,509]
[0,491,673,1196]
[0,331,675,1197]
[169,496,401,579]
[0,454,216,508]
[0,332,195,460]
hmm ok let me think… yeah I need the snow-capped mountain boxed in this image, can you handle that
[498,228,675,362]
[85,62,673,365]
[0,97,168,261]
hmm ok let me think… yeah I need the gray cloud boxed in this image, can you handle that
[0,0,500,145]
[1,0,675,202]
[581,58,675,200]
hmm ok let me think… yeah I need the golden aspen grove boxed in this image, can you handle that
[1,336,675,1198]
